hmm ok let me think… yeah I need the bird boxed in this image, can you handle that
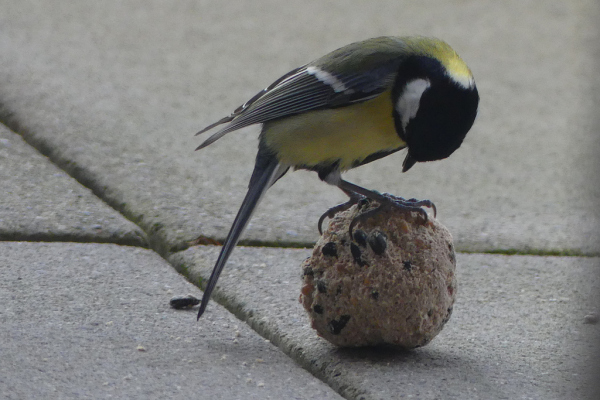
[194,36,479,318]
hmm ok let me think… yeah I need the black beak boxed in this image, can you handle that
[402,153,417,172]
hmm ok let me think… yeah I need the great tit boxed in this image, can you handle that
[195,36,479,318]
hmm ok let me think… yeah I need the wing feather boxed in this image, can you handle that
[196,40,407,149]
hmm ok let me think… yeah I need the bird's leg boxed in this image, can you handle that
[336,179,436,237]
[318,189,364,235]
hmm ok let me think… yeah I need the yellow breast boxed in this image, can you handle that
[261,90,405,171]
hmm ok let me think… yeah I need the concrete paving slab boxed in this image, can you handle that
[0,124,147,246]
[0,0,598,254]
[0,242,343,400]
[171,246,600,400]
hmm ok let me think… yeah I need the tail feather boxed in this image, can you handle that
[195,125,237,151]
[194,116,237,151]
[195,115,234,136]
[197,159,287,318]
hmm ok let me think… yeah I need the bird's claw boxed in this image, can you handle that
[318,196,366,234]
[348,195,436,238]
[318,192,436,238]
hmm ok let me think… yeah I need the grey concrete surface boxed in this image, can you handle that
[0,0,598,254]
[172,246,600,400]
[0,124,147,246]
[0,242,343,400]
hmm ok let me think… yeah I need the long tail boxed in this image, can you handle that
[197,158,287,319]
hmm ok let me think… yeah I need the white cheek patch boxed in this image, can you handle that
[395,79,431,131]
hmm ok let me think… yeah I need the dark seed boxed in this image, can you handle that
[584,313,599,324]
[371,291,379,300]
[321,242,338,257]
[350,243,365,266]
[316,280,327,293]
[350,243,360,257]
[169,295,200,309]
[448,242,456,262]
[368,231,387,254]
[403,260,412,271]
[303,266,314,277]
[442,307,454,324]
[328,315,351,335]
[313,305,324,314]
[353,230,367,247]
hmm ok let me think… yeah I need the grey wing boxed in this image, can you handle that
[195,60,400,150]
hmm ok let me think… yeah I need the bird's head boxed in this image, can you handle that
[392,39,479,172]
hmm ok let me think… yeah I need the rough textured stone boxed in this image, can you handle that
[174,245,600,400]
[301,202,456,347]
[0,242,343,400]
[0,124,147,246]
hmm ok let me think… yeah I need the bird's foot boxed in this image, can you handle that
[348,194,436,237]
[318,194,366,235]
